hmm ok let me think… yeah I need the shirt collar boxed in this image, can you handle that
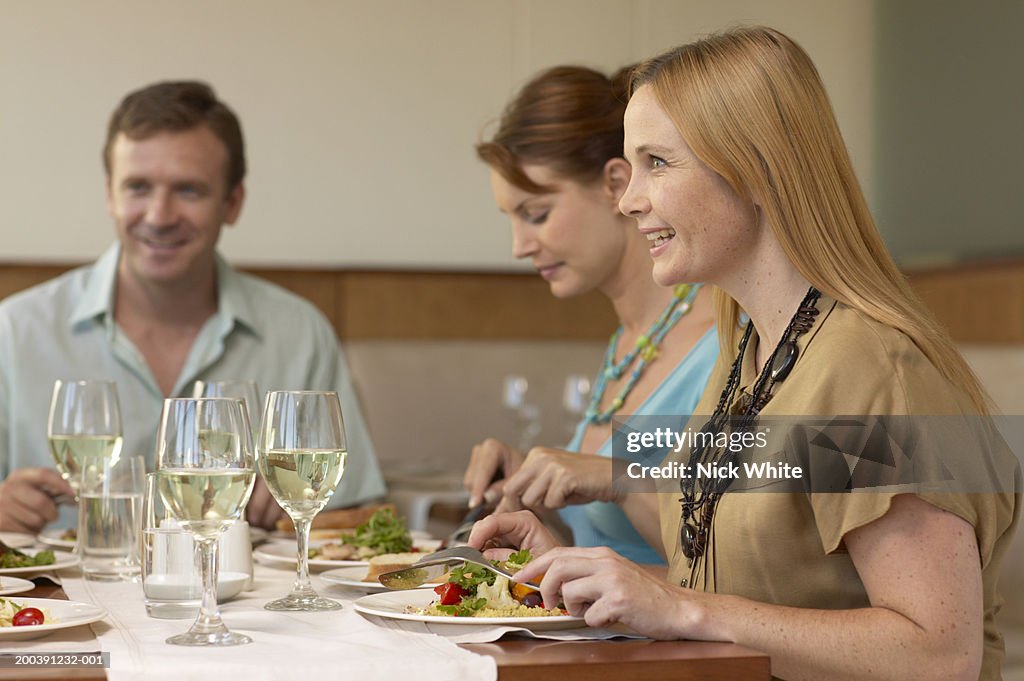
[69,242,120,329]
[68,243,261,340]
[215,252,261,339]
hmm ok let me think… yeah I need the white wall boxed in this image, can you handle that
[0,0,874,269]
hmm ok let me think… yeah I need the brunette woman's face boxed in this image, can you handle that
[489,163,629,298]
[619,86,759,288]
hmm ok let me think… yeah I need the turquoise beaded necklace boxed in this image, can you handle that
[584,283,701,425]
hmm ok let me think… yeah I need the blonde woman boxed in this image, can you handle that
[470,27,1018,681]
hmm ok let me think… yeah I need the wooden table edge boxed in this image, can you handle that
[463,638,772,681]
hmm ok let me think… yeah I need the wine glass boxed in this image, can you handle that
[192,380,262,437]
[47,379,124,497]
[258,390,347,611]
[502,375,540,452]
[155,398,256,646]
[562,374,592,438]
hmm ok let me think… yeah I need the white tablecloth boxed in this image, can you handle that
[5,546,644,678]
[9,562,495,680]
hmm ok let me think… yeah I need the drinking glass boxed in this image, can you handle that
[77,455,144,581]
[155,398,255,646]
[142,473,252,619]
[47,379,124,496]
[258,390,347,611]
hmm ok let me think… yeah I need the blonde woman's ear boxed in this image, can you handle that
[603,158,632,204]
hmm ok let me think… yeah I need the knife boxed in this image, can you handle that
[447,470,503,545]
[377,559,463,590]
[446,503,487,545]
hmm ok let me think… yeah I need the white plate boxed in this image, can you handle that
[256,535,441,570]
[353,589,584,630]
[0,577,35,596]
[248,526,269,544]
[0,550,79,576]
[0,532,36,549]
[292,528,433,542]
[0,597,106,641]
[320,565,443,593]
[254,542,366,569]
[36,528,76,550]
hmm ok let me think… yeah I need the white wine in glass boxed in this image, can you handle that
[47,380,124,494]
[157,469,254,539]
[192,380,262,437]
[156,397,255,646]
[259,390,347,611]
[260,448,346,519]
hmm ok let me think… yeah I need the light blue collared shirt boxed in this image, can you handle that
[0,244,386,527]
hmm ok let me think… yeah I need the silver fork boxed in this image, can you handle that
[415,546,519,579]
[377,545,540,591]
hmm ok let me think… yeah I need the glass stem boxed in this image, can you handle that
[192,536,226,634]
[292,517,315,596]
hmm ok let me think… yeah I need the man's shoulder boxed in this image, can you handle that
[228,269,334,329]
[0,263,94,319]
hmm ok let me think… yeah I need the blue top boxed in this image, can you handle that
[559,326,718,564]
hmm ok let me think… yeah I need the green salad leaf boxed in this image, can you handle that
[339,508,412,554]
[448,562,496,591]
[0,548,55,569]
[503,549,532,572]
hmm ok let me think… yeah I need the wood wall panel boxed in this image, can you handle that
[1,259,1019,342]
[906,259,1024,344]
[0,262,617,340]
[335,271,615,340]
[0,264,74,302]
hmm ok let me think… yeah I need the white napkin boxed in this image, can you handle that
[360,613,647,643]
[56,564,496,681]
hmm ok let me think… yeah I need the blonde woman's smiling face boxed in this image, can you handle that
[619,86,759,289]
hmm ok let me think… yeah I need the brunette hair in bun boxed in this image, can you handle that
[477,65,634,193]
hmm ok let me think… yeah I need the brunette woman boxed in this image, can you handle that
[463,66,718,564]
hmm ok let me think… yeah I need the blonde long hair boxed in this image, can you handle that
[631,26,989,413]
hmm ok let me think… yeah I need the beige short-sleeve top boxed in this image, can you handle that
[658,299,1019,680]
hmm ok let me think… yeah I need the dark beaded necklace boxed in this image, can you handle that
[678,287,821,563]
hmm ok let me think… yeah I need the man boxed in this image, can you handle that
[0,81,385,533]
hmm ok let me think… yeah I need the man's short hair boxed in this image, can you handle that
[103,80,246,190]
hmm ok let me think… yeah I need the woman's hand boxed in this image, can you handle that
[467,510,563,561]
[464,438,525,508]
[496,447,616,514]
[514,546,701,639]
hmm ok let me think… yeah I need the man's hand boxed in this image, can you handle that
[245,476,287,530]
[463,438,525,508]
[0,468,73,533]
[496,447,616,514]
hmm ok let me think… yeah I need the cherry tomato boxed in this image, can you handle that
[432,582,466,606]
[12,607,44,626]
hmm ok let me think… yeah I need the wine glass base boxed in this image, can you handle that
[264,594,342,612]
[166,630,252,647]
